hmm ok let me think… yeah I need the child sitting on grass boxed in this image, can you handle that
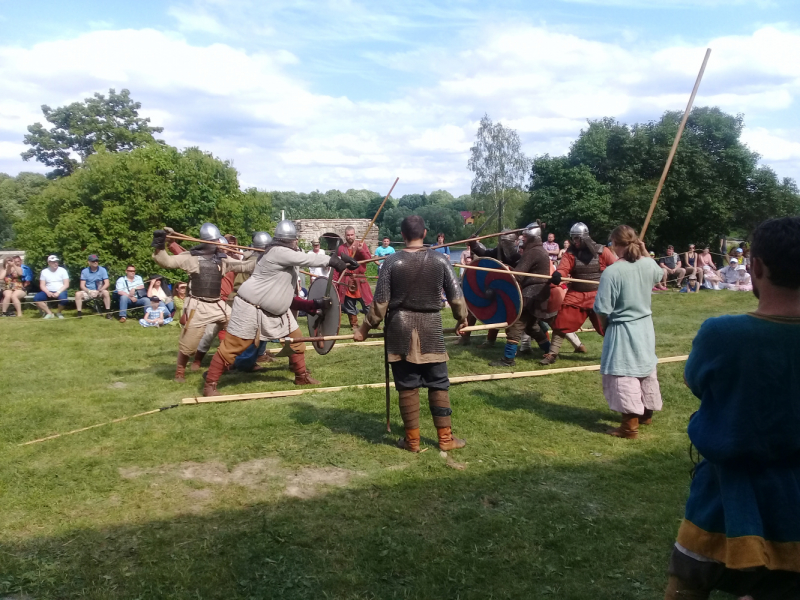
[139,296,172,327]
[679,274,700,293]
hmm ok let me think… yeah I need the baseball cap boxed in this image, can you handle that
[87,254,99,262]
[649,251,655,257]
[688,274,697,280]
[736,264,746,271]
[729,258,738,263]
[735,248,743,253]
[47,254,59,262]
[150,295,161,302]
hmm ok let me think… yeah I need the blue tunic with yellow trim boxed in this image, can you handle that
[677,313,800,572]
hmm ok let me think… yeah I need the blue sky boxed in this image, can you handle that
[1,0,799,194]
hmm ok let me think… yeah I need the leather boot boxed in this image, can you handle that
[663,575,711,600]
[608,414,639,439]
[437,427,466,451]
[477,328,499,348]
[203,352,229,397]
[191,350,207,372]
[397,428,420,453]
[348,314,359,329]
[640,409,654,425]
[539,353,558,365]
[574,344,588,353]
[257,352,275,364]
[455,333,471,346]
[289,353,321,385]
[175,352,191,382]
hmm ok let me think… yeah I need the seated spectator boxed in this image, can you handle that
[34,255,70,319]
[13,255,33,293]
[683,244,702,286]
[147,275,174,315]
[696,247,720,289]
[658,245,686,290]
[717,258,740,289]
[1,256,26,317]
[173,281,187,322]
[76,254,112,319]
[139,296,173,327]
[115,264,148,323]
[679,274,700,293]
[731,264,753,291]
[543,233,560,263]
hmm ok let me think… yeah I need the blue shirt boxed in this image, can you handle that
[21,264,33,283]
[80,266,109,290]
[435,246,451,257]
[374,246,395,263]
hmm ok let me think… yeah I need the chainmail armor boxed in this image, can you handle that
[568,244,603,292]
[189,256,223,299]
[376,250,463,356]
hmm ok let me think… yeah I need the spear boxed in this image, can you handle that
[455,263,599,286]
[279,322,507,344]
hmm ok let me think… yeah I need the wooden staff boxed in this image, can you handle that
[641,48,711,239]
[455,263,599,286]
[356,228,525,266]
[166,233,263,254]
[280,322,507,344]
[335,177,399,286]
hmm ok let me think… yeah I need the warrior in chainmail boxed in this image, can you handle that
[489,222,554,367]
[540,222,617,365]
[355,215,469,453]
[200,220,358,396]
[459,229,521,348]
[152,223,256,383]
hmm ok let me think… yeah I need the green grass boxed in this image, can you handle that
[0,291,757,599]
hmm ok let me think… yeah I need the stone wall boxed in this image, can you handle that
[294,219,380,252]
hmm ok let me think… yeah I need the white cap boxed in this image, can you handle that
[729,258,738,263]
[736,264,746,271]
[47,254,59,262]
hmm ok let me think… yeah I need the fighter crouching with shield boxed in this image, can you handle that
[353,215,469,453]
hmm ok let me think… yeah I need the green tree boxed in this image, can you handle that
[21,88,164,178]
[468,114,531,231]
[524,107,800,250]
[16,144,272,280]
[0,172,50,248]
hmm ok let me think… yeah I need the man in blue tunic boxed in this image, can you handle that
[666,216,800,599]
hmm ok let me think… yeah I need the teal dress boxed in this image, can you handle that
[593,257,664,377]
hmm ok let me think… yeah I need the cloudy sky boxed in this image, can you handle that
[1,0,799,195]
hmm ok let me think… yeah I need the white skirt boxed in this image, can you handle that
[602,369,662,415]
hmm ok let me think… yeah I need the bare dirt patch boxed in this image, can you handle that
[120,458,360,499]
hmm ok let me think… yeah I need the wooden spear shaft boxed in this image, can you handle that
[166,233,264,254]
[280,322,507,344]
[455,263,599,286]
[355,228,525,266]
[640,48,711,239]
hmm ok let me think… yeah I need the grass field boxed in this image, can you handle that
[0,291,757,599]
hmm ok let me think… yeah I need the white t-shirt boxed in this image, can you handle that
[40,267,69,292]
[308,249,330,278]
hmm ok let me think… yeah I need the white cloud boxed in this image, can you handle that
[167,6,230,36]
[0,23,799,195]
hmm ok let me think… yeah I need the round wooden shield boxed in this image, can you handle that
[306,276,341,355]
[462,257,522,327]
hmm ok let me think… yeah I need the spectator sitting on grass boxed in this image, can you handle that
[1,256,26,317]
[717,258,740,289]
[115,264,147,323]
[13,255,33,294]
[733,264,753,292]
[172,281,187,322]
[679,274,700,293]
[139,296,173,327]
[76,254,112,319]
[34,255,69,319]
[147,275,174,315]
[658,245,686,290]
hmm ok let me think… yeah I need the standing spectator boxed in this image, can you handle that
[434,233,451,259]
[374,236,395,268]
[76,254,111,319]
[115,264,147,322]
[34,255,70,319]
[717,258,740,289]
[1,256,25,317]
[665,215,800,600]
[558,239,570,262]
[13,255,33,293]
[593,225,663,439]
[742,245,751,271]
[139,295,173,327]
[543,232,560,263]
[147,276,174,315]
[658,245,686,289]
[683,244,702,286]
[307,239,330,280]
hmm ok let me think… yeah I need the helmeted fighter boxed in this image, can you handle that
[540,222,617,365]
[354,215,469,453]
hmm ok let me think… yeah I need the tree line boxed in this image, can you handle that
[3,89,797,281]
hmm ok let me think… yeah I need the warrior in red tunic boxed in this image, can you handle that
[333,226,374,329]
[540,222,616,365]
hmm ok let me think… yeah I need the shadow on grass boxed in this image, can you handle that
[289,402,397,447]
[0,450,688,600]
[481,389,613,434]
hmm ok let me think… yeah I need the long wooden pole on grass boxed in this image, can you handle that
[280,322,506,344]
[640,48,711,239]
[455,263,600,286]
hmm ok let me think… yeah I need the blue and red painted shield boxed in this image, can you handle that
[462,257,522,327]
